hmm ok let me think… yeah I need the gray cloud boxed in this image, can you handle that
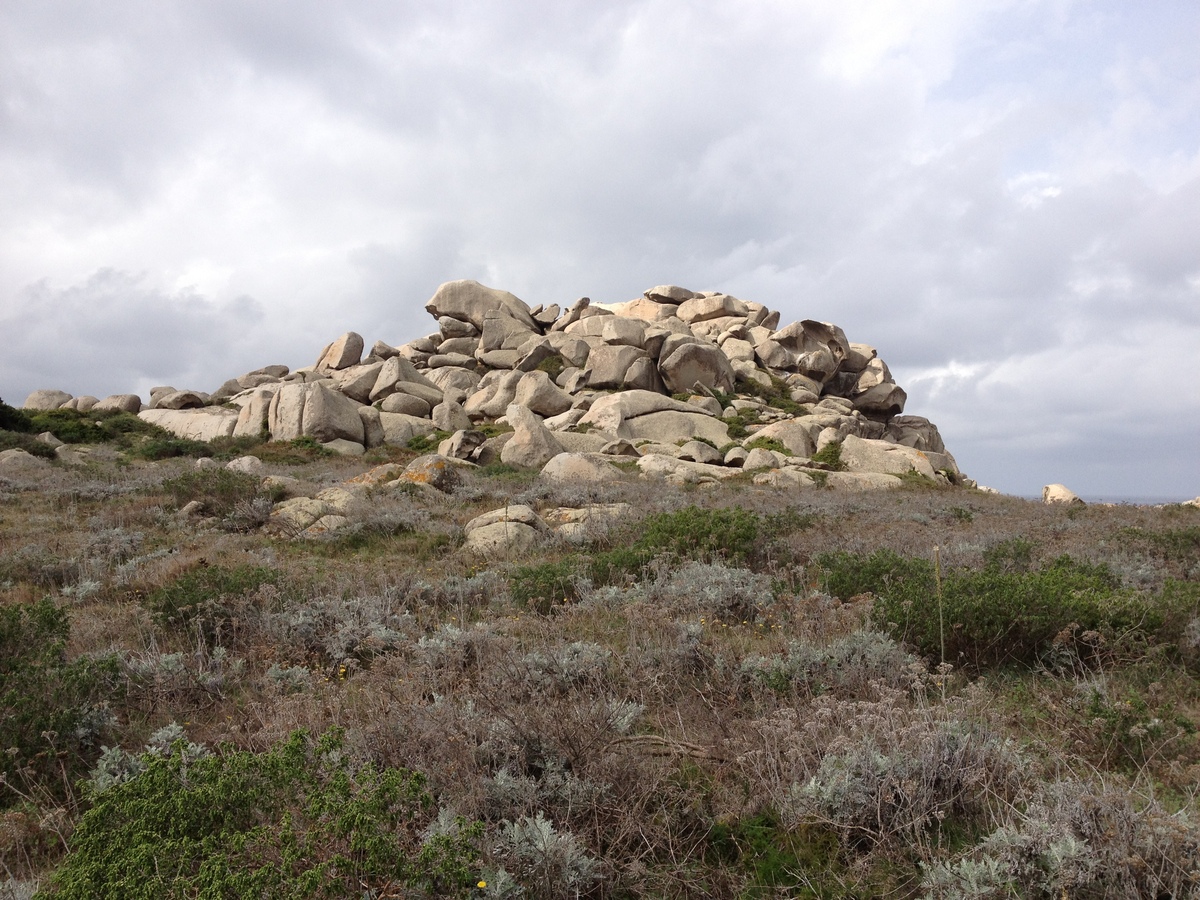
[1,1,1196,498]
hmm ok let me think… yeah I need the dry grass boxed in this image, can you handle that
[2,448,1199,897]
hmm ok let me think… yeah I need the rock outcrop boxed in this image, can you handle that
[20,278,968,488]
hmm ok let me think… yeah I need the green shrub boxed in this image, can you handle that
[511,560,583,613]
[1,599,121,808]
[144,564,280,629]
[735,375,810,416]
[0,430,58,458]
[40,729,483,899]
[535,354,566,380]
[809,441,847,470]
[635,505,764,565]
[0,397,33,432]
[817,550,1167,668]
[161,468,263,518]
[708,813,845,898]
[26,409,157,446]
[744,436,792,456]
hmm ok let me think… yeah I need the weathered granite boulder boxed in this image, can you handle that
[139,407,239,441]
[541,452,625,482]
[1043,484,1085,505]
[501,403,563,469]
[838,435,937,479]
[268,383,365,444]
[23,389,71,410]
[315,332,364,372]
[658,342,736,395]
[92,394,142,413]
[425,280,537,331]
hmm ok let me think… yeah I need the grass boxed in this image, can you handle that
[4,441,1200,899]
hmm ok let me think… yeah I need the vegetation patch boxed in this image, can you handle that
[818,548,1194,668]
[42,729,482,899]
[1,599,121,808]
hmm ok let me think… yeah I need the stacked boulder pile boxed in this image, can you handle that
[22,280,964,489]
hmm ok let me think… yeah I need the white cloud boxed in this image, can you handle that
[0,0,1196,497]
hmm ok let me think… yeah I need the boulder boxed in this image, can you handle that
[425,366,482,404]
[378,412,436,446]
[0,448,50,471]
[838,435,937,479]
[478,308,538,353]
[675,293,747,324]
[425,280,537,331]
[500,403,563,469]
[357,405,385,448]
[315,332,364,371]
[678,440,722,465]
[623,410,730,447]
[577,390,710,435]
[93,394,142,413]
[585,345,649,389]
[644,285,697,304]
[334,362,386,403]
[747,420,816,458]
[464,370,524,420]
[852,382,907,418]
[369,356,442,404]
[399,454,460,491]
[636,454,737,485]
[268,383,365,444]
[1043,484,1085,506]
[514,370,573,417]
[432,400,473,433]
[464,521,544,556]
[226,455,265,475]
[23,389,71,410]
[658,341,736,395]
[233,390,273,438]
[540,452,624,482]
[438,429,486,461]
[139,407,239,442]
[65,393,99,410]
[154,390,207,410]
[380,393,432,417]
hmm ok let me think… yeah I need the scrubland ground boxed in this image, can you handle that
[2,433,1200,899]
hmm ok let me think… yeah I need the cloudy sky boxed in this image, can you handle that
[2,1,1197,499]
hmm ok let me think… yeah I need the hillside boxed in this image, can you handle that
[2,281,1199,898]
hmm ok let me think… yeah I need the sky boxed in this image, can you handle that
[1,0,1197,501]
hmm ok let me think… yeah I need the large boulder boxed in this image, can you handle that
[500,403,563,469]
[139,408,239,442]
[315,332,364,372]
[623,410,730,447]
[838,435,937,479]
[513,370,573,417]
[577,390,709,435]
[1043,484,1085,506]
[541,452,625,483]
[658,341,736,395]
[425,280,537,331]
[268,383,365,444]
[93,394,142,414]
[23,389,71,410]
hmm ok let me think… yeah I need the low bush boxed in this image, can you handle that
[0,397,34,432]
[160,468,263,518]
[40,729,483,899]
[818,549,1186,668]
[809,442,847,471]
[1,599,121,809]
[143,563,280,630]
